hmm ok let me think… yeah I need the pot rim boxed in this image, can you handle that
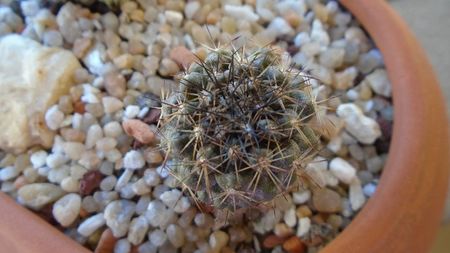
[0,0,449,253]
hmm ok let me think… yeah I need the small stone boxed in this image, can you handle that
[267,17,294,37]
[103,121,123,138]
[209,230,229,251]
[61,128,86,142]
[123,150,145,170]
[52,193,81,227]
[77,213,106,237]
[365,69,392,97]
[329,157,357,184]
[43,30,63,47]
[310,20,329,47]
[102,96,124,114]
[85,124,103,149]
[334,67,357,90]
[143,169,161,186]
[336,103,382,144]
[63,142,86,160]
[184,1,201,19]
[0,166,20,181]
[145,200,168,227]
[296,217,311,237]
[128,216,149,246]
[263,234,286,249]
[224,5,259,22]
[60,177,80,192]
[363,183,377,197]
[159,58,180,77]
[114,54,134,69]
[45,105,65,131]
[167,224,185,248]
[319,48,345,69]
[345,27,370,52]
[283,236,306,253]
[312,188,342,213]
[274,223,293,238]
[46,153,68,169]
[78,151,101,170]
[115,169,133,191]
[149,229,167,247]
[18,183,65,209]
[96,137,117,152]
[104,200,136,237]
[165,10,183,27]
[104,72,126,98]
[349,180,366,211]
[114,239,131,253]
[284,208,297,228]
[31,150,48,168]
[73,37,93,59]
[169,46,196,69]
[122,119,156,144]
[357,49,383,74]
[366,156,384,173]
[132,178,151,195]
[292,190,311,204]
[124,105,140,119]
[79,170,102,195]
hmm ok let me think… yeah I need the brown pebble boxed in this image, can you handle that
[169,46,197,69]
[60,128,86,142]
[284,11,302,28]
[122,119,156,144]
[143,108,161,125]
[79,207,89,218]
[263,234,286,249]
[296,205,312,218]
[79,170,103,195]
[312,188,342,213]
[104,72,126,98]
[282,236,306,253]
[274,223,294,238]
[73,100,86,114]
[73,37,93,59]
[94,229,117,253]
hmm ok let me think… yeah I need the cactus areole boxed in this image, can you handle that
[159,46,323,211]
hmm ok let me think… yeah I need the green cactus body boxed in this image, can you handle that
[159,46,322,212]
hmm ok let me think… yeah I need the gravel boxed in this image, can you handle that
[0,1,394,252]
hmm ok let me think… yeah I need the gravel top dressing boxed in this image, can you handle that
[0,1,393,252]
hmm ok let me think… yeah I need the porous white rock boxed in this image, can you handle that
[329,157,357,184]
[52,193,81,227]
[124,150,145,170]
[0,35,80,153]
[336,103,381,144]
[77,213,106,237]
[104,200,136,237]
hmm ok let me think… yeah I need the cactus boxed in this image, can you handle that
[159,45,323,212]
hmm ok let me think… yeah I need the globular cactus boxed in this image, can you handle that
[159,45,323,212]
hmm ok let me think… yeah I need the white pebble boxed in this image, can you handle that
[60,177,80,192]
[45,105,64,130]
[296,217,311,237]
[132,178,151,195]
[164,10,183,27]
[115,169,133,191]
[124,150,145,170]
[166,224,185,248]
[224,5,259,22]
[102,96,124,114]
[336,103,381,144]
[31,150,48,169]
[104,200,136,237]
[310,19,330,47]
[184,1,201,20]
[366,69,392,97]
[145,200,167,227]
[52,193,81,227]
[329,157,357,184]
[149,229,167,247]
[96,137,117,151]
[85,124,103,149]
[283,207,297,228]
[43,30,63,47]
[62,142,86,160]
[46,153,68,169]
[363,183,377,197]
[77,213,106,237]
[128,216,149,246]
[100,176,117,191]
[114,238,131,253]
[143,169,161,186]
[294,32,311,47]
[349,180,366,211]
[124,105,140,119]
[103,121,123,138]
[267,17,293,37]
[0,166,19,181]
[292,190,311,204]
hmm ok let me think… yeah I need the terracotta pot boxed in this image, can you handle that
[0,0,448,252]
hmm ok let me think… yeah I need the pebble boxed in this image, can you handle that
[77,213,106,237]
[357,49,383,74]
[102,96,124,114]
[52,193,82,227]
[63,142,86,160]
[86,124,103,149]
[284,208,297,228]
[18,183,65,209]
[329,157,357,184]
[60,177,80,192]
[167,224,185,248]
[224,5,259,22]
[78,151,101,170]
[165,10,184,27]
[115,169,133,191]
[296,217,311,237]
[104,72,127,98]
[46,153,68,169]
[122,119,156,144]
[169,46,196,68]
[96,137,118,152]
[43,30,63,47]
[104,200,136,237]
[0,166,19,181]
[79,170,102,195]
[319,48,345,69]
[349,180,366,211]
[45,105,65,130]
[363,183,377,197]
[73,37,93,59]
[267,17,294,37]
[145,200,167,227]
[159,58,180,77]
[128,216,149,246]
[30,150,48,169]
[209,230,229,251]
[274,223,293,238]
[312,188,342,213]
[149,229,167,247]
[334,67,357,90]
[292,190,311,204]
[310,20,329,47]
[124,105,141,119]
[336,103,382,144]
[123,150,145,170]
[283,236,305,253]
[365,69,392,97]
[366,156,384,173]
[114,239,131,253]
